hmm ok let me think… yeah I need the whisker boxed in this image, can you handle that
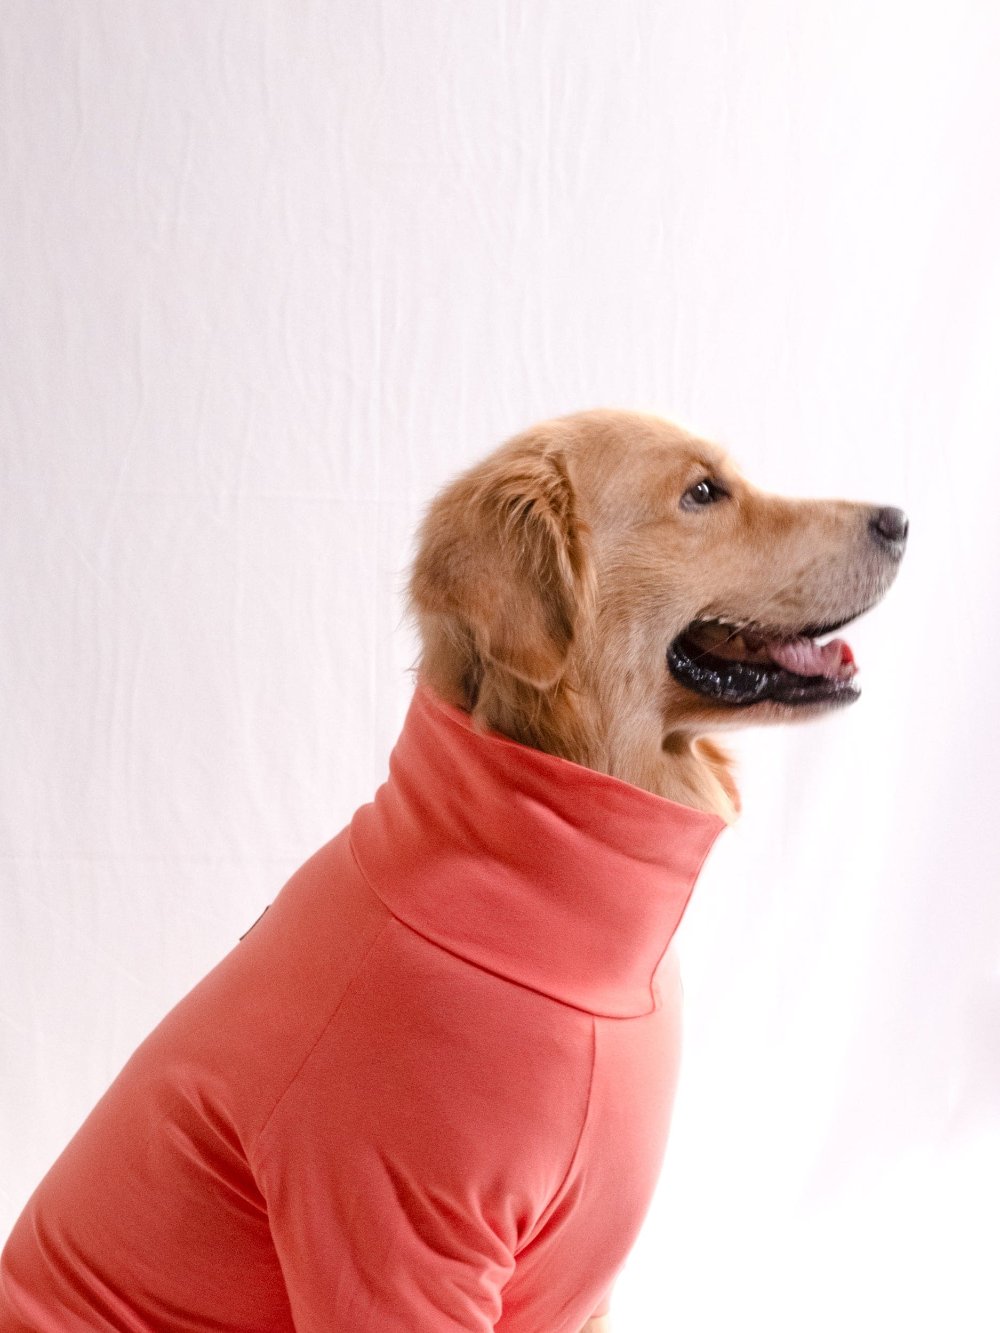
[679,581,815,665]
[683,620,747,665]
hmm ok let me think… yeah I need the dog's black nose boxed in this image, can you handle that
[869,505,909,550]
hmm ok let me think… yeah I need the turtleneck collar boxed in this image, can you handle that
[348,683,726,1018]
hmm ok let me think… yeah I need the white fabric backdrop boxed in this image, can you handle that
[2,2,998,1328]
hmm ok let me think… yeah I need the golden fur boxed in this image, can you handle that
[410,409,902,824]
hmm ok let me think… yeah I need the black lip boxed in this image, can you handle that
[667,632,861,709]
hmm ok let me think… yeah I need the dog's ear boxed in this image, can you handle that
[410,445,593,693]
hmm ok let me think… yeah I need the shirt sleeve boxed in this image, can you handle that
[248,944,527,1332]
[249,920,596,1333]
[258,1136,516,1332]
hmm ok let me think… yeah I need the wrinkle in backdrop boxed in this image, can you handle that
[2,2,999,1329]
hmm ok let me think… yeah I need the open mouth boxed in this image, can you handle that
[667,614,864,707]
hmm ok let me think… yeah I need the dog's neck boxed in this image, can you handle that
[659,732,741,825]
[429,668,741,825]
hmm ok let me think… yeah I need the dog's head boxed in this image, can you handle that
[409,410,907,819]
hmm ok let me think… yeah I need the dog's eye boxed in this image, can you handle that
[681,478,726,510]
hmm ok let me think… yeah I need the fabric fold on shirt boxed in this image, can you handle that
[350,683,726,1017]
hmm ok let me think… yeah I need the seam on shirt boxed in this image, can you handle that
[514,1014,598,1257]
[251,912,393,1160]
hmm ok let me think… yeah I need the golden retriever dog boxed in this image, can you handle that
[0,409,906,1333]
[412,407,907,823]
[409,408,906,1332]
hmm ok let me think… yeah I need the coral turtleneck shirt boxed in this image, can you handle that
[0,684,725,1333]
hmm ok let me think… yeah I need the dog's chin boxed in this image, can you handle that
[665,610,869,721]
[660,688,855,741]
[671,692,858,734]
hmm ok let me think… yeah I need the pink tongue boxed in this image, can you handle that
[768,636,856,680]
